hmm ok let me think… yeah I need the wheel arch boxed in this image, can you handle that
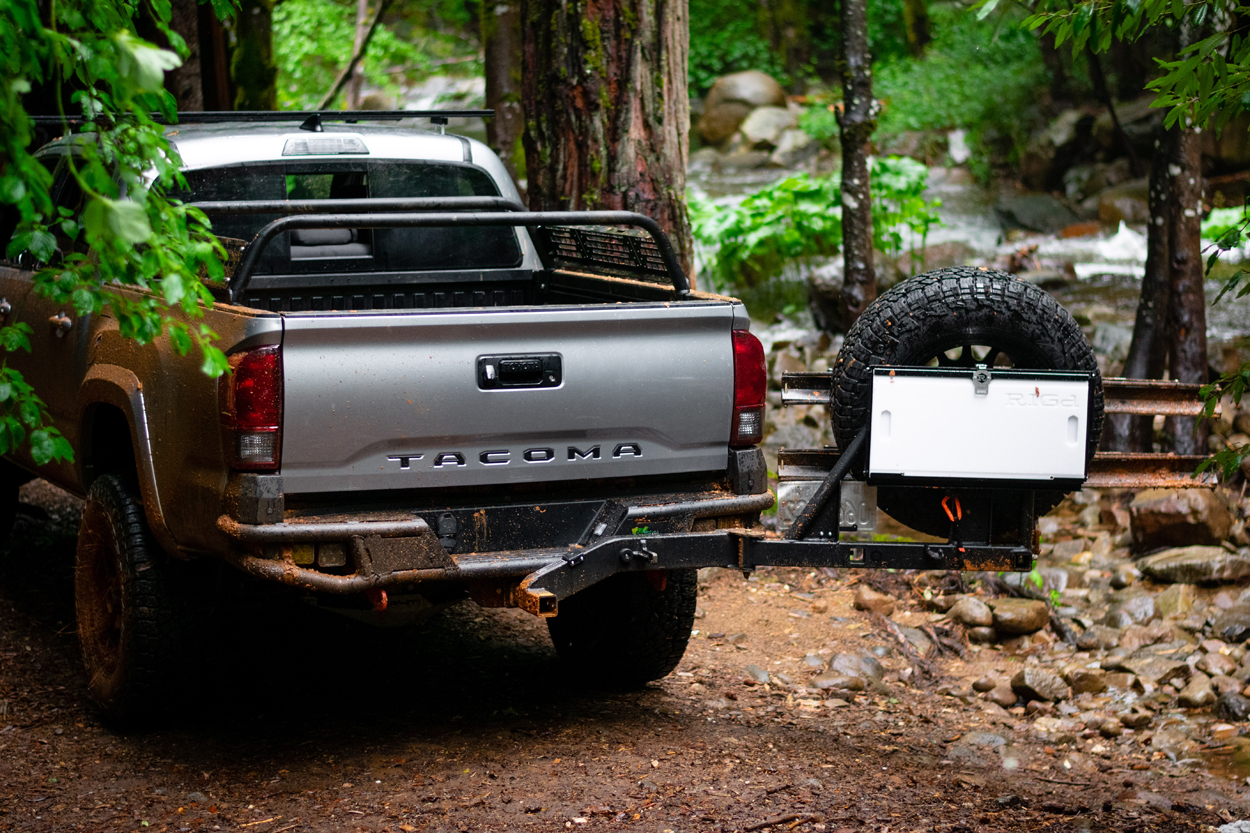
[78,365,177,555]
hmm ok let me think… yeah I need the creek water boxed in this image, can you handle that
[689,163,1250,369]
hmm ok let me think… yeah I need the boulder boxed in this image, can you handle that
[1129,489,1233,551]
[949,596,994,628]
[1155,583,1196,618]
[995,194,1084,235]
[699,71,787,144]
[1101,591,1156,628]
[1139,545,1250,584]
[985,683,1018,707]
[716,149,771,171]
[1065,667,1107,695]
[1199,652,1239,678]
[1178,672,1217,708]
[990,598,1050,635]
[1213,603,1250,643]
[770,129,818,167]
[828,653,885,682]
[1011,668,1070,702]
[1215,692,1250,722]
[739,106,798,148]
[1076,624,1122,650]
[853,585,895,616]
[966,626,996,644]
[1098,177,1150,225]
[811,674,865,692]
[1124,655,1190,685]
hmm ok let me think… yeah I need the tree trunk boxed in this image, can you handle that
[1106,129,1172,451]
[902,0,931,58]
[759,0,810,93]
[837,0,876,330]
[229,0,277,110]
[520,0,693,281]
[345,0,369,109]
[165,0,204,110]
[483,0,525,188]
[1164,126,1209,454]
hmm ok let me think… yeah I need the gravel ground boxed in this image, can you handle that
[0,480,1241,833]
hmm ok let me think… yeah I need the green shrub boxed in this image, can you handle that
[690,156,941,292]
[689,0,789,97]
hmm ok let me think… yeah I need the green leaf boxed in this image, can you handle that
[113,31,182,92]
[84,197,153,245]
[27,230,56,262]
[0,176,26,204]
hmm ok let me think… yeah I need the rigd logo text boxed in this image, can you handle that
[1005,391,1078,407]
[386,443,642,470]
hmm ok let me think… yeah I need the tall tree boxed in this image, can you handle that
[482,0,525,187]
[345,0,370,109]
[230,0,277,109]
[837,0,877,330]
[520,0,693,279]
[902,0,931,57]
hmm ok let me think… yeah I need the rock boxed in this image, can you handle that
[950,597,994,628]
[1216,692,1250,722]
[972,676,997,693]
[899,627,932,656]
[995,194,1084,235]
[1119,622,1171,653]
[1141,545,1250,585]
[1179,672,1217,708]
[744,664,771,684]
[1065,668,1107,695]
[963,731,1007,748]
[739,106,798,148]
[1077,624,1121,650]
[876,130,948,164]
[1156,583,1196,618]
[1100,718,1124,738]
[811,674,865,692]
[853,585,895,616]
[986,684,1018,708]
[1152,727,1199,760]
[1111,564,1142,590]
[769,129,817,167]
[1214,675,1243,695]
[803,653,824,668]
[967,627,996,644]
[1092,322,1134,365]
[1200,652,1239,678]
[990,598,1050,635]
[187,792,209,804]
[699,71,787,144]
[1101,593,1155,628]
[1092,96,1161,152]
[1011,668,1070,702]
[1129,489,1234,552]
[1097,178,1150,225]
[1051,538,1089,561]
[716,150,772,171]
[1215,602,1250,640]
[828,653,885,682]
[1123,655,1190,685]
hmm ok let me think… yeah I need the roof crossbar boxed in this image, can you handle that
[30,110,494,130]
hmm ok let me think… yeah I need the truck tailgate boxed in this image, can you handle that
[279,302,739,494]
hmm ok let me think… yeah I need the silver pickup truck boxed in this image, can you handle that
[3,111,1129,727]
[0,112,778,723]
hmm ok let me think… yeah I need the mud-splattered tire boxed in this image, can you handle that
[831,267,1103,537]
[547,569,698,689]
[75,475,191,727]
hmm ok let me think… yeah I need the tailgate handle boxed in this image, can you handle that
[478,354,562,390]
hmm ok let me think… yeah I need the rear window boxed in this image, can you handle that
[179,161,522,275]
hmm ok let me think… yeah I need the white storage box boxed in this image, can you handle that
[867,367,1093,488]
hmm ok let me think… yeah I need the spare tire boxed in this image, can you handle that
[831,267,1103,537]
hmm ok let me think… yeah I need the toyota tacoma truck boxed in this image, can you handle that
[2,111,1136,726]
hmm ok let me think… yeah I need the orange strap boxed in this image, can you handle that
[941,495,963,523]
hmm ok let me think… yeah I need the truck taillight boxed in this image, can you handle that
[731,329,766,447]
[220,345,282,471]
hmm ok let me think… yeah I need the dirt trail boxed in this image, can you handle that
[0,482,1240,832]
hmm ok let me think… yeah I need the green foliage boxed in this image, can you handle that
[1019,0,1250,133]
[798,104,840,147]
[874,4,1048,156]
[688,0,788,97]
[0,0,234,466]
[274,0,453,109]
[690,157,940,292]
[1200,364,1250,480]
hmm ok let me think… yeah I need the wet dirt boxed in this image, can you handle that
[0,480,1243,832]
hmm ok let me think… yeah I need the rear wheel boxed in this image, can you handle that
[75,475,192,726]
[547,569,697,689]
[831,267,1103,537]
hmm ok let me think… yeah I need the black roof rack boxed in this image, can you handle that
[29,110,493,132]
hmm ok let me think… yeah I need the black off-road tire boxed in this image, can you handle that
[547,569,698,689]
[831,267,1103,537]
[75,475,191,727]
